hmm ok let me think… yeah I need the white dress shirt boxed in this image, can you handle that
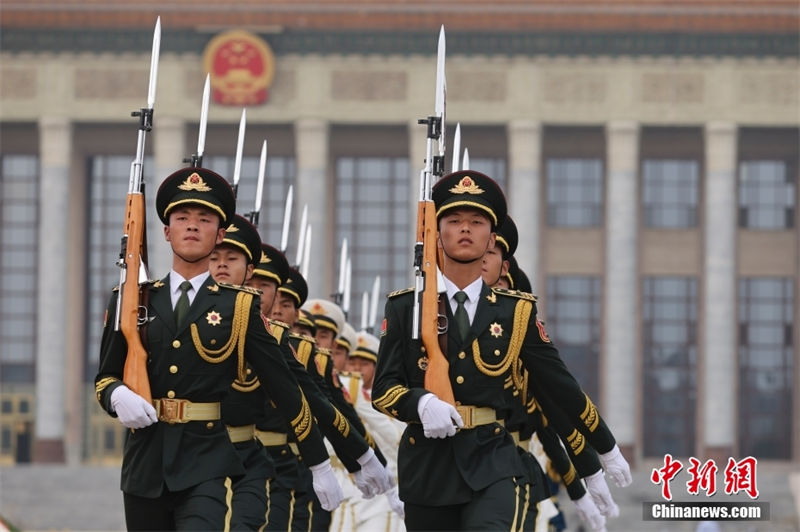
[442,274,483,325]
[169,270,210,309]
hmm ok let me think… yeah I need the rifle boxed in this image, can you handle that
[116,17,161,403]
[413,26,455,405]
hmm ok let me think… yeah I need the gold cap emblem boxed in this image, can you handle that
[178,172,212,192]
[226,224,239,232]
[260,251,272,264]
[449,176,484,195]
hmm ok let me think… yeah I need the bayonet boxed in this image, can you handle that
[301,224,312,280]
[335,238,348,306]
[186,74,210,167]
[232,108,246,197]
[462,147,470,170]
[343,257,351,317]
[250,140,267,226]
[451,123,461,173]
[369,275,381,334]
[280,185,293,253]
[295,204,308,268]
[361,291,369,331]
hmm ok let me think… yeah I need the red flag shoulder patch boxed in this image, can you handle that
[536,318,551,343]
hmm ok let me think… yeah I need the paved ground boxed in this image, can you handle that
[1,464,798,531]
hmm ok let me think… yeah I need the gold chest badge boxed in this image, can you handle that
[489,322,503,338]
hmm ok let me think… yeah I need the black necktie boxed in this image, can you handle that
[175,280,192,328]
[453,290,470,341]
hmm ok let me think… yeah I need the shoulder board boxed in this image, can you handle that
[492,287,537,301]
[387,287,413,299]
[216,282,261,295]
[269,319,290,331]
[316,347,332,356]
[288,332,317,344]
[112,279,162,293]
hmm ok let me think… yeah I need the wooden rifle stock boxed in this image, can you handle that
[120,193,153,404]
[418,200,455,405]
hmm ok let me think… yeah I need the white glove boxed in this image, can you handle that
[573,493,607,532]
[600,444,632,487]
[417,393,463,439]
[110,385,158,429]
[386,486,404,519]
[353,448,394,498]
[309,459,344,511]
[584,469,620,517]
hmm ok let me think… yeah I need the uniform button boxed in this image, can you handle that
[458,352,466,359]
[281,449,288,456]
[494,427,502,435]
[420,346,426,353]
[455,401,462,406]
[246,368,252,375]
[210,339,217,345]
[206,422,214,429]
[456,376,464,384]
[169,365,178,374]
[494,349,501,356]
[409,437,415,445]
[172,340,181,348]
[167,390,176,398]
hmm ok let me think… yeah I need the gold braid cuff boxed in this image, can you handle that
[580,393,600,432]
[567,429,586,455]
[373,384,409,416]
[95,377,119,401]
[332,408,351,438]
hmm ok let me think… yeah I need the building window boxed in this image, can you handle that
[739,160,795,229]
[86,156,153,375]
[642,159,699,228]
[0,155,39,383]
[642,276,697,458]
[739,278,793,459]
[546,158,603,227]
[545,276,602,402]
[204,155,295,252]
[335,156,410,330]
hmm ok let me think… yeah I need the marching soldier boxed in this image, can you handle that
[95,167,342,530]
[372,170,631,530]
[483,215,613,531]
[244,245,393,530]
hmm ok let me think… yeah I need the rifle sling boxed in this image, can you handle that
[437,295,447,366]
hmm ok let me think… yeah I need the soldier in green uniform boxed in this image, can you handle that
[372,170,631,531]
[95,167,342,531]
[245,253,393,530]
[483,215,613,531]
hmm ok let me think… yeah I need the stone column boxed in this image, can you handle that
[150,116,187,277]
[602,121,639,461]
[507,120,542,291]
[702,121,738,463]
[33,116,71,462]
[294,118,330,298]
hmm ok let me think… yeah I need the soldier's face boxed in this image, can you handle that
[315,328,336,349]
[331,344,349,373]
[246,277,279,315]
[209,246,252,285]
[437,209,496,264]
[349,357,376,389]
[481,243,509,287]
[271,292,299,326]
[164,206,225,263]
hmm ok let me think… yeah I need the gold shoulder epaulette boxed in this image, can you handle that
[388,287,413,298]
[288,332,317,344]
[270,319,290,331]
[316,347,332,356]
[492,287,537,301]
[216,282,261,295]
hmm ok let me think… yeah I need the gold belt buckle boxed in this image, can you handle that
[456,405,473,429]
[158,398,186,424]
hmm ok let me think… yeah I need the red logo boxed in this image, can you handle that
[651,455,760,501]
[203,30,275,105]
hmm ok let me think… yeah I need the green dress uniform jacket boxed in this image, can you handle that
[95,275,328,498]
[372,283,618,506]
